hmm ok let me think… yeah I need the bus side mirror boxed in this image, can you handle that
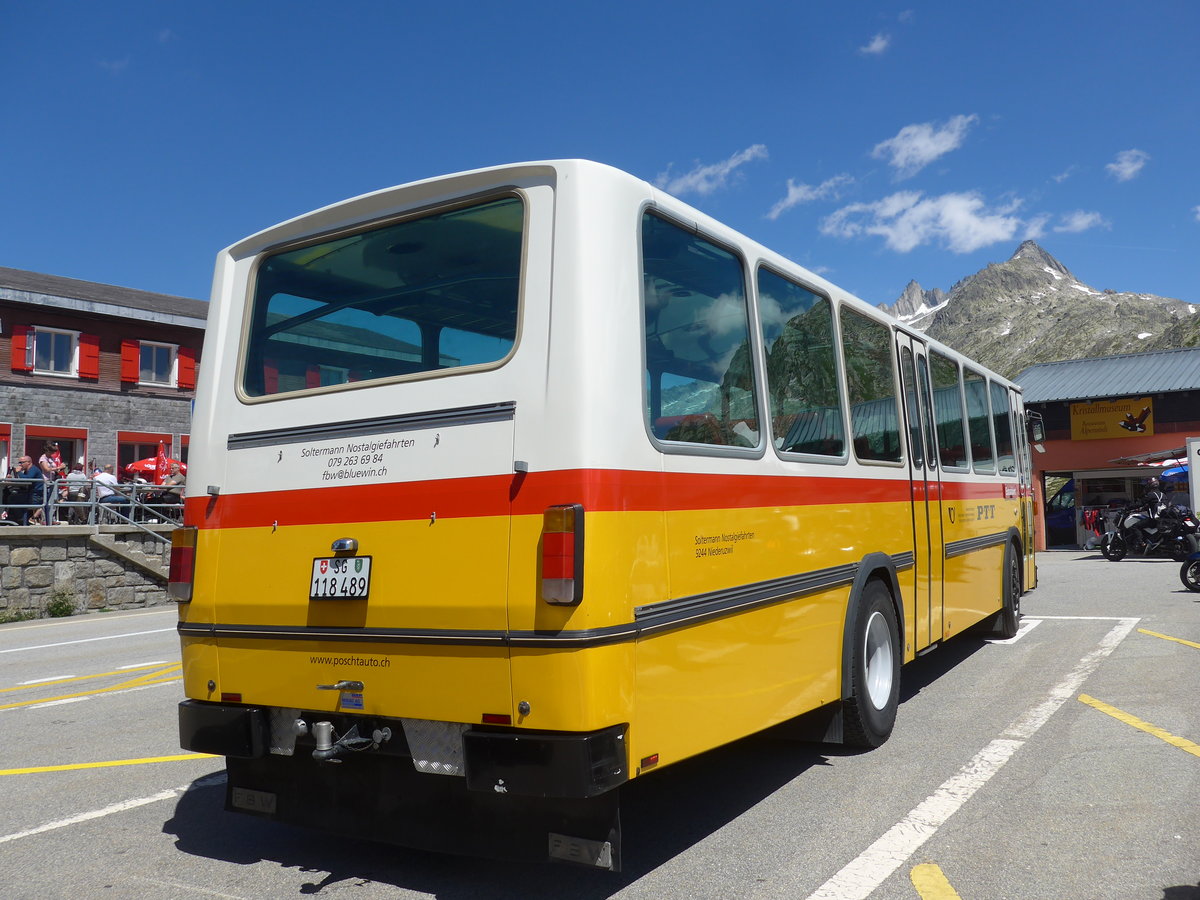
[1027,411,1046,444]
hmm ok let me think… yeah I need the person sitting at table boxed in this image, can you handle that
[63,463,91,524]
[163,462,186,498]
[93,464,130,517]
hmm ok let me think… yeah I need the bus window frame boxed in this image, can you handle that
[639,204,766,460]
[754,262,850,467]
[837,306,905,469]
[963,366,996,475]
[233,188,532,405]
[928,350,971,473]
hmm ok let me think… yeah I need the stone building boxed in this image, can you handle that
[0,266,207,474]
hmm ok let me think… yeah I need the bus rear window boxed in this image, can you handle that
[242,195,523,397]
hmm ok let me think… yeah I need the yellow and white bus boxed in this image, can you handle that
[173,159,1036,869]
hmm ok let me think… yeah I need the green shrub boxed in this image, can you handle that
[45,588,77,618]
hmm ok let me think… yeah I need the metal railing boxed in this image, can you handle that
[0,477,183,542]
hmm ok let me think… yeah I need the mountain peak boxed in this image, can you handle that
[1009,240,1072,278]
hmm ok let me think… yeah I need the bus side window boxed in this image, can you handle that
[900,347,924,467]
[963,368,995,474]
[642,213,759,449]
[929,351,969,470]
[990,380,1016,474]
[756,267,845,457]
[838,308,901,463]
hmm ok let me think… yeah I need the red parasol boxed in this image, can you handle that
[124,457,187,484]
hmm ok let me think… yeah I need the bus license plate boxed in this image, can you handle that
[310,556,372,600]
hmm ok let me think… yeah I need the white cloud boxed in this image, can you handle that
[1024,214,1051,240]
[98,57,131,74]
[871,114,978,179]
[1192,205,1200,223]
[1052,166,1076,184]
[1106,149,1149,182]
[767,174,854,220]
[821,190,1022,253]
[860,33,891,55]
[1054,210,1109,233]
[655,145,768,197]
[157,28,177,43]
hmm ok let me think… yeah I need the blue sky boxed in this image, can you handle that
[2,1,1197,308]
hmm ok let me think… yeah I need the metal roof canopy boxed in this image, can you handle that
[1016,346,1200,403]
[1109,446,1187,465]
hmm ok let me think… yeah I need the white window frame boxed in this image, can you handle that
[139,340,179,387]
[31,326,80,377]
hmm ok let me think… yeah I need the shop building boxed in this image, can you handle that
[1017,347,1200,550]
[0,266,207,475]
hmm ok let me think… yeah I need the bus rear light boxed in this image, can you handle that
[168,526,197,602]
[481,713,512,725]
[541,504,584,606]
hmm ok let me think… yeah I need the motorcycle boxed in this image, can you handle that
[1100,499,1199,562]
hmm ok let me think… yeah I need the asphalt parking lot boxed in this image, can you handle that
[1,550,1197,899]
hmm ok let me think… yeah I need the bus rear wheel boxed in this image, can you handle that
[844,580,900,748]
[990,543,1021,639]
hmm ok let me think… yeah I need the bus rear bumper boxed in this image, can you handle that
[178,700,627,868]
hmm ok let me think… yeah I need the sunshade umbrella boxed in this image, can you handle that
[124,457,187,483]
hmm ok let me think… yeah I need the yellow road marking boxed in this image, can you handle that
[911,863,963,899]
[0,665,182,711]
[0,754,215,776]
[1138,628,1200,650]
[1079,695,1200,758]
[1,661,181,694]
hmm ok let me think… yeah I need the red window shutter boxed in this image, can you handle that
[120,340,140,383]
[11,325,33,372]
[305,365,321,389]
[177,347,197,389]
[264,359,279,394]
[78,333,100,379]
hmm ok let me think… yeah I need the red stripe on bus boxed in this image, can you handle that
[184,469,1016,529]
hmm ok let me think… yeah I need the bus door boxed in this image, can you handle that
[897,335,944,653]
[1012,392,1037,587]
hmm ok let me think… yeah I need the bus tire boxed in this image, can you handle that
[990,543,1021,639]
[843,580,900,748]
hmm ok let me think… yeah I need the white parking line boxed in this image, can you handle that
[0,771,226,845]
[117,661,169,669]
[798,616,1139,900]
[0,609,175,633]
[987,618,1042,644]
[0,628,175,655]
[27,697,89,710]
[18,676,76,685]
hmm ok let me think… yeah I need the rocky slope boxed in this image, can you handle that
[878,241,1197,378]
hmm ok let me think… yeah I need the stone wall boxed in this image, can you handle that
[0,524,172,617]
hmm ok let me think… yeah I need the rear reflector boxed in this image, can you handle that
[481,713,512,725]
[168,526,197,602]
[541,504,584,606]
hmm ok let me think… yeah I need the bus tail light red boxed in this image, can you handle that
[168,526,197,602]
[541,504,584,606]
